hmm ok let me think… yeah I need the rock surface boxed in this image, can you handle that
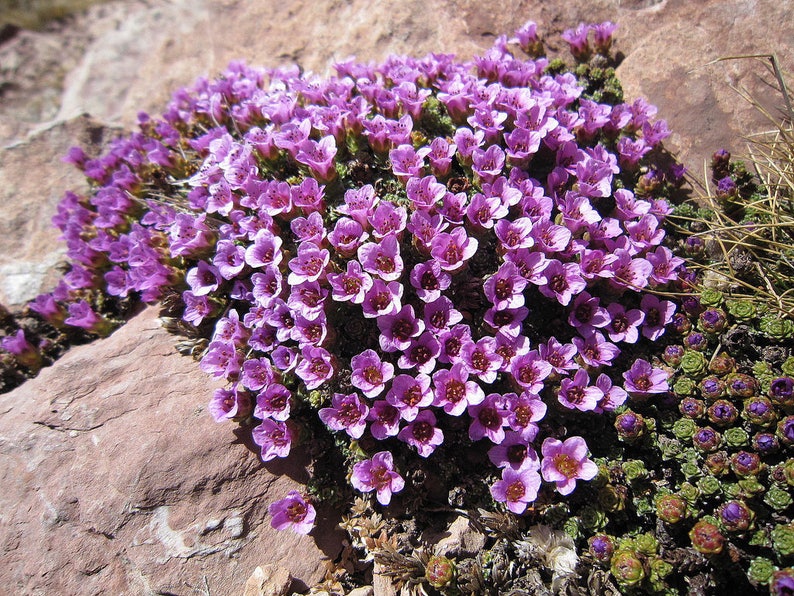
[0,307,342,594]
[0,0,792,594]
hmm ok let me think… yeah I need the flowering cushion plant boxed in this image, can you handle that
[7,18,690,550]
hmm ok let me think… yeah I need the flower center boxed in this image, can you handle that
[412,421,434,443]
[445,380,465,403]
[507,443,527,464]
[363,366,383,385]
[553,453,578,478]
[505,480,525,502]
[286,500,308,522]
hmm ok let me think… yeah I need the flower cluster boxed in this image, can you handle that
[7,20,686,539]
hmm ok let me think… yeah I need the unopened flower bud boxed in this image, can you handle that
[684,333,709,353]
[679,397,706,419]
[711,149,731,179]
[611,550,646,586]
[769,377,794,408]
[704,451,730,476]
[731,450,762,477]
[771,569,794,596]
[425,555,455,588]
[589,534,615,564]
[615,410,646,441]
[689,520,724,554]
[726,373,759,398]
[656,494,687,524]
[700,377,726,401]
[777,416,794,446]
[718,500,754,532]
[743,397,777,427]
[671,311,692,334]
[662,344,685,367]
[707,400,738,426]
[752,432,779,455]
[709,353,736,376]
[692,426,721,452]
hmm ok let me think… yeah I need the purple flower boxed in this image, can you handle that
[208,386,251,422]
[362,278,403,318]
[399,332,442,374]
[295,135,337,181]
[398,409,444,457]
[561,24,591,59]
[389,144,430,182]
[358,235,404,282]
[510,350,553,394]
[241,357,276,391]
[245,229,283,269]
[558,369,603,412]
[351,349,395,398]
[378,305,424,352]
[290,177,326,212]
[540,436,598,495]
[568,291,610,336]
[505,392,546,440]
[318,392,370,439]
[386,373,433,421]
[295,345,335,390]
[287,243,330,285]
[269,491,316,534]
[368,201,408,240]
[489,432,539,470]
[430,227,478,272]
[640,294,676,340]
[351,451,405,505]
[213,239,246,280]
[573,332,620,368]
[328,217,369,257]
[490,464,541,514]
[290,211,326,246]
[468,393,509,443]
[367,400,401,439]
[605,302,644,343]
[406,175,446,211]
[623,358,669,395]
[432,362,485,416]
[254,383,292,421]
[594,373,628,413]
[252,418,294,461]
[483,262,527,310]
[494,217,534,251]
[537,260,585,306]
[462,336,501,383]
[65,300,112,335]
[647,246,685,285]
[538,337,577,376]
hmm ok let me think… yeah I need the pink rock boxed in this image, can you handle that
[0,307,342,594]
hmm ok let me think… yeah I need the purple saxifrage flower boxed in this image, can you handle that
[540,436,598,495]
[351,450,405,505]
[490,464,542,514]
[269,491,316,534]
[623,358,669,395]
